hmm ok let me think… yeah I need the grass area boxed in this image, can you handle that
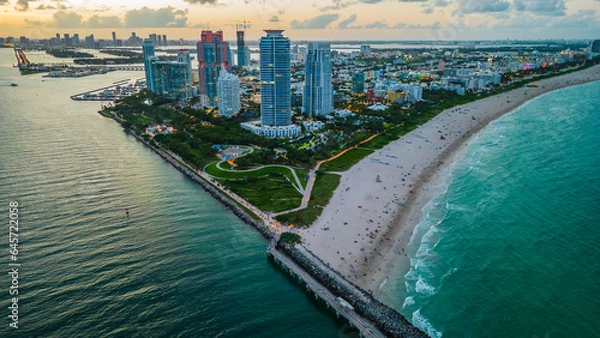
[294,168,310,189]
[275,173,341,227]
[280,232,302,245]
[205,162,303,189]
[218,174,302,213]
[319,148,374,172]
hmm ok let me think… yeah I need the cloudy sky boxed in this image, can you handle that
[1,0,599,41]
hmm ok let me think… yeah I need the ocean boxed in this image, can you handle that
[0,49,351,337]
[383,80,600,337]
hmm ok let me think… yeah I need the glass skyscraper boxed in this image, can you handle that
[197,30,230,108]
[303,42,333,117]
[259,30,291,127]
[142,40,158,93]
[142,41,193,101]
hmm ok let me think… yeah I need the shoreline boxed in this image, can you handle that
[299,64,600,301]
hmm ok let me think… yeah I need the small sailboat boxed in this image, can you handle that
[376,175,381,183]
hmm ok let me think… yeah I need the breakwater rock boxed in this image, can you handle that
[277,242,428,338]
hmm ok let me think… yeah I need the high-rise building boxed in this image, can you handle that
[217,67,241,117]
[259,30,291,127]
[85,34,95,48]
[197,30,230,108]
[154,51,194,101]
[64,34,71,47]
[112,32,116,45]
[143,40,158,92]
[143,41,193,101]
[352,73,365,94]
[72,34,80,47]
[360,44,371,55]
[162,35,167,46]
[157,35,162,46]
[236,25,247,67]
[149,34,158,45]
[303,42,333,117]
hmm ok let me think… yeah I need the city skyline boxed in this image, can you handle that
[1,0,599,41]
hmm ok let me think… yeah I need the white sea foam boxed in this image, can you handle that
[412,309,443,338]
[403,296,415,309]
[415,275,436,296]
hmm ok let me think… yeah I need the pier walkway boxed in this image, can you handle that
[267,241,387,338]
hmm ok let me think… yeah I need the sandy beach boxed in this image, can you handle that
[299,64,600,296]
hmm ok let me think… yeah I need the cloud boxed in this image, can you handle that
[337,14,363,28]
[364,20,389,28]
[0,0,9,4]
[322,0,355,10]
[322,0,427,11]
[492,9,600,33]
[183,0,218,4]
[15,0,35,11]
[86,15,121,28]
[454,0,510,15]
[290,13,339,29]
[513,0,566,16]
[51,10,83,28]
[406,21,441,29]
[269,15,280,22]
[124,6,188,28]
[33,2,68,10]
[35,4,55,10]
[393,22,407,28]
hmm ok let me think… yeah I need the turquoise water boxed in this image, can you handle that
[385,81,600,337]
[0,49,353,337]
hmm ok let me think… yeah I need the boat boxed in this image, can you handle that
[376,175,381,183]
[10,83,18,87]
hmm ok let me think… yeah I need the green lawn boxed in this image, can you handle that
[205,162,305,189]
[275,173,340,227]
[319,148,374,172]
[217,174,302,213]
[294,168,310,189]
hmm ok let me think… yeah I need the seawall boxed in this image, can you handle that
[276,241,427,338]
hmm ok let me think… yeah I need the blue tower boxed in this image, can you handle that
[259,30,291,127]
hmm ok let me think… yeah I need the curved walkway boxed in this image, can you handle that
[207,162,306,195]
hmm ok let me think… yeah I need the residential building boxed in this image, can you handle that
[143,41,193,101]
[217,67,241,117]
[197,30,230,108]
[352,73,365,94]
[143,40,158,92]
[153,51,194,101]
[303,42,333,116]
[259,30,291,128]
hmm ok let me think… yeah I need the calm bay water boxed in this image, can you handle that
[0,49,351,337]
[384,80,600,337]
